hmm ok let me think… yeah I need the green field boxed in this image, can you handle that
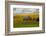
[13,21,39,28]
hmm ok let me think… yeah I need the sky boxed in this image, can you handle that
[13,8,39,16]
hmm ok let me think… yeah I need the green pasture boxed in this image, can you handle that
[13,21,39,28]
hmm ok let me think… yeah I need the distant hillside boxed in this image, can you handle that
[14,11,39,19]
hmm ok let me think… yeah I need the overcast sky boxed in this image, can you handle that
[13,8,39,16]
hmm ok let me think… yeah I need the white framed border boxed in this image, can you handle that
[10,5,42,32]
